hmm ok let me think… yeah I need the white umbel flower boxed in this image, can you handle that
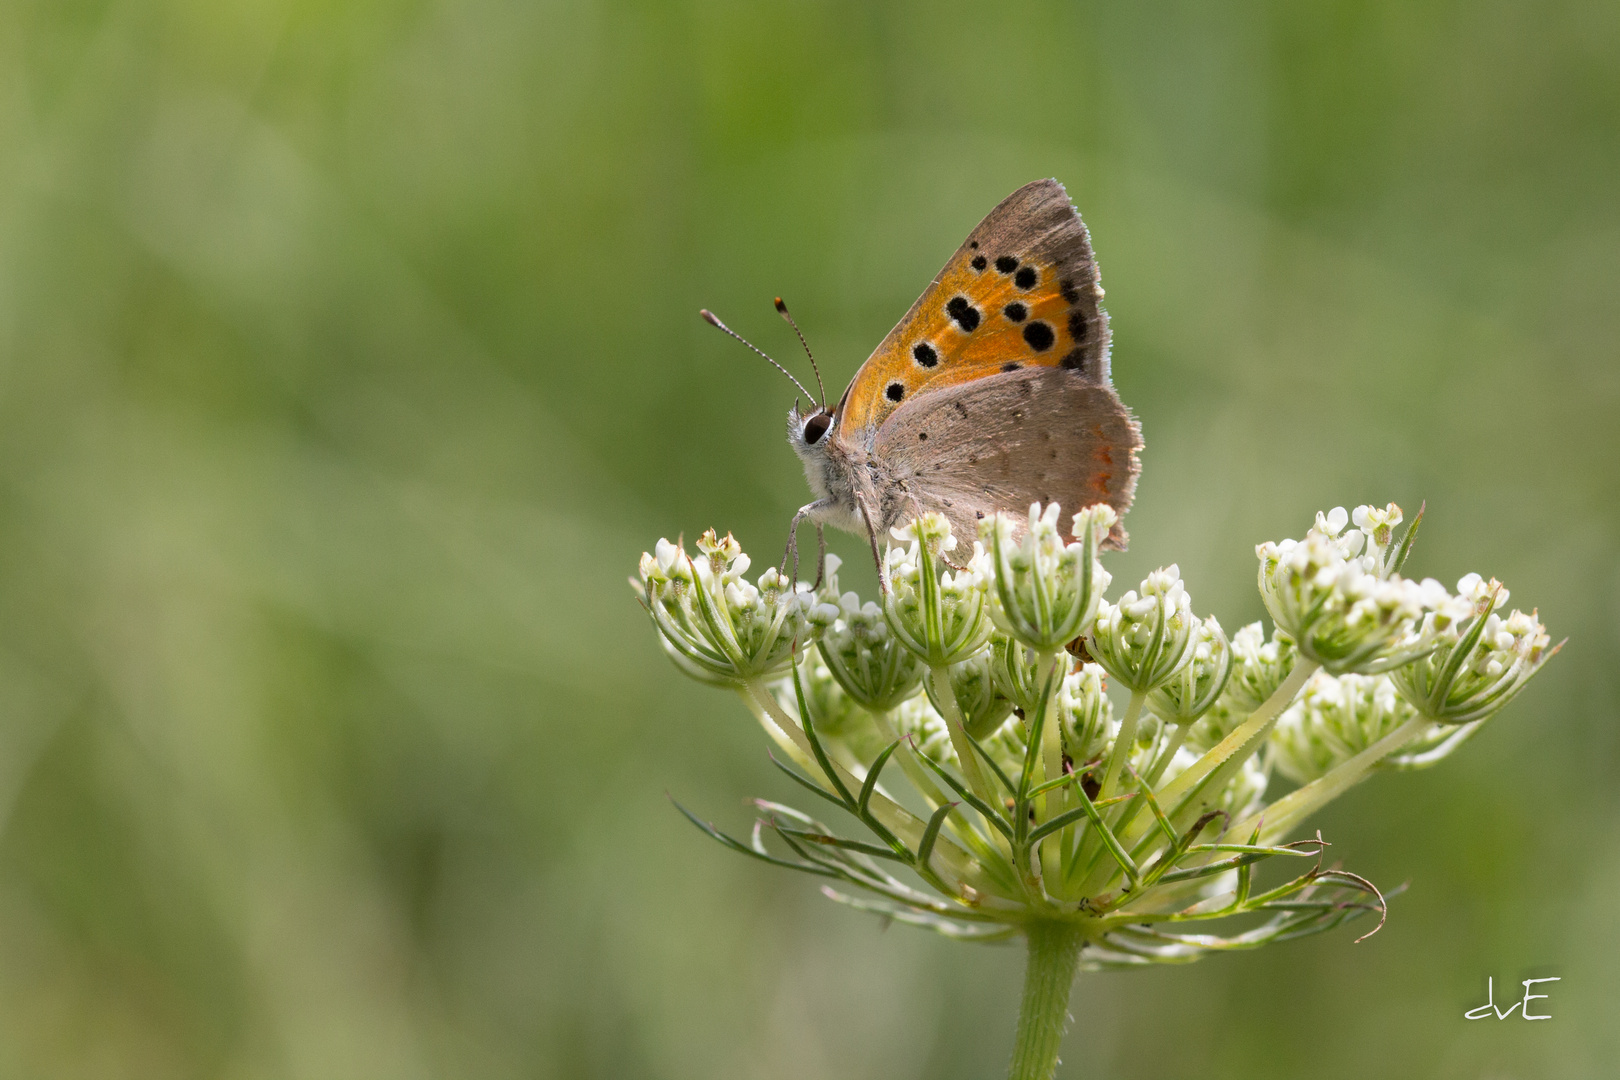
[883,513,994,667]
[980,502,1115,652]
[636,529,812,685]
[1085,565,1197,693]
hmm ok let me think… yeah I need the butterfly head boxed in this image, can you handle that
[790,402,834,450]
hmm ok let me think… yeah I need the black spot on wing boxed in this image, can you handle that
[995,255,1019,273]
[971,254,987,271]
[1002,362,1021,372]
[1015,266,1038,290]
[1068,311,1088,341]
[946,295,981,332]
[1060,349,1085,371]
[1060,278,1080,304]
[886,382,905,402]
[1023,321,1055,351]
[1003,302,1027,322]
[913,342,938,367]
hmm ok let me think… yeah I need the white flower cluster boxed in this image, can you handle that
[883,513,994,666]
[1058,663,1114,766]
[982,502,1115,652]
[1391,574,1554,725]
[634,529,813,685]
[809,555,927,713]
[1149,614,1233,722]
[1086,565,1197,692]
[1257,504,1471,675]
[1269,670,1419,784]
[637,499,1555,960]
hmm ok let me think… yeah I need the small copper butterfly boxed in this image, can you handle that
[703,179,1142,582]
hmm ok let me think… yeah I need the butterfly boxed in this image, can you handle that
[703,178,1142,585]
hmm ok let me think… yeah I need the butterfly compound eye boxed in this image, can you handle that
[802,413,832,445]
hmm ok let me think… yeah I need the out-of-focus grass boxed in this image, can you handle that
[0,1,1614,1077]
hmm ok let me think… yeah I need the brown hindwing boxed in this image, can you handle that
[871,366,1141,548]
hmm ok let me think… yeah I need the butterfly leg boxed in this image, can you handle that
[813,522,827,590]
[782,500,833,588]
[855,493,890,595]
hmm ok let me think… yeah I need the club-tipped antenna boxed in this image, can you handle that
[773,297,826,410]
[699,309,818,406]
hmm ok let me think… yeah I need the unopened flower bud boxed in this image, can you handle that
[926,650,1015,739]
[1057,662,1114,765]
[1222,622,1297,712]
[635,533,812,685]
[812,555,927,712]
[990,634,1046,713]
[1257,511,1458,675]
[1390,582,1554,725]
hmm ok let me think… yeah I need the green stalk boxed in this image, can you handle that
[869,708,952,809]
[1036,651,1068,887]
[1151,659,1318,814]
[737,683,818,770]
[1097,688,1146,799]
[932,665,999,809]
[1081,660,1319,895]
[1008,921,1086,1080]
[1242,714,1430,844]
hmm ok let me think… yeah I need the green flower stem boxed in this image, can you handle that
[1036,651,1068,885]
[1091,720,1188,869]
[870,703,1014,882]
[869,709,952,810]
[932,665,1000,810]
[1098,688,1146,800]
[1144,722,1189,787]
[735,686,818,772]
[1008,920,1086,1080]
[1244,714,1431,845]
[1153,659,1318,815]
[1084,660,1320,897]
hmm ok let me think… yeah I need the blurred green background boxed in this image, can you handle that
[0,1,1615,1077]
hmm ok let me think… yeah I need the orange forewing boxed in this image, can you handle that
[838,248,1092,435]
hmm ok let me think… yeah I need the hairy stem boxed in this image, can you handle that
[1008,921,1086,1080]
[1154,660,1318,812]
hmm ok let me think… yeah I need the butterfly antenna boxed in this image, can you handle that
[774,297,826,410]
[699,309,817,405]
